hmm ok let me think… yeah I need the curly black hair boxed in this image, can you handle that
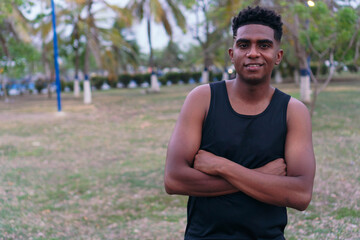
[232,6,283,42]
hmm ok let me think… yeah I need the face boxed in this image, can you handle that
[228,24,283,85]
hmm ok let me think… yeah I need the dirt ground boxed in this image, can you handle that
[0,82,359,239]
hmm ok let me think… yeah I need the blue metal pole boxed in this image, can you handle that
[51,0,62,112]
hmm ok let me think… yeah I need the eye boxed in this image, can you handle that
[237,43,248,49]
[259,43,271,49]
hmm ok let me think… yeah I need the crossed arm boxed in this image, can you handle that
[164,85,315,211]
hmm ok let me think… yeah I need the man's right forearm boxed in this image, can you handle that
[164,166,238,197]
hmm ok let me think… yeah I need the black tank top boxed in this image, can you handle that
[185,81,291,240]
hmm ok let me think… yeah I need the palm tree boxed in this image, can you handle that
[185,0,247,83]
[63,0,135,100]
[0,0,32,101]
[127,0,186,91]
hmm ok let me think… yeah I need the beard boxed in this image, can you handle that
[236,72,269,86]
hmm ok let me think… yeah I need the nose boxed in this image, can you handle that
[246,45,260,58]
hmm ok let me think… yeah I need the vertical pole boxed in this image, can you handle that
[51,0,62,112]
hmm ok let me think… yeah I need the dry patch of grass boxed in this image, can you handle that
[0,82,359,239]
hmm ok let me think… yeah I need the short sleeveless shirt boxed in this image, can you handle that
[185,81,291,240]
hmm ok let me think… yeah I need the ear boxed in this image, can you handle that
[228,48,234,63]
[275,49,284,65]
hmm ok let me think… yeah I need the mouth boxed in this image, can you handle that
[244,63,264,71]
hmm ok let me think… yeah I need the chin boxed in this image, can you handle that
[241,76,267,85]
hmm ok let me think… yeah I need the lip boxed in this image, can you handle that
[244,63,264,71]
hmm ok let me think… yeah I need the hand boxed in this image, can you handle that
[255,158,287,176]
[193,150,226,176]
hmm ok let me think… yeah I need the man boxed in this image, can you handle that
[164,6,315,240]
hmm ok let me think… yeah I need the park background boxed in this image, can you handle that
[0,0,360,239]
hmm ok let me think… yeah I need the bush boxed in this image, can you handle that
[108,76,117,88]
[91,76,107,90]
[66,81,74,91]
[35,78,46,92]
[132,74,144,86]
[158,76,167,85]
[210,72,223,82]
[310,65,329,75]
[60,79,66,91]
[142,73,151,85]
[119,74,132,87]
[179,72,191,83]
[347,64,358,72]
[191,72,202,83]
[165,72,181,84]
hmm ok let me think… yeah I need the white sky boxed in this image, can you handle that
[31,0,197,53]
[114,0,197,53]
[26,0,360,54]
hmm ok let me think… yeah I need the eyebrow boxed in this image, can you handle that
[235,39,274,45]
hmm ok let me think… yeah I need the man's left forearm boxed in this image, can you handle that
[194,150,314,211]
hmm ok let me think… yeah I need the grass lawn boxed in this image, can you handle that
[0,81,359,239]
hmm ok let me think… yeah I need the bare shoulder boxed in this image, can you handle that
[186,84,211,103]
[181,84,211,116]
[287,97,311,124]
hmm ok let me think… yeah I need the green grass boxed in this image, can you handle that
[0,82,359,239]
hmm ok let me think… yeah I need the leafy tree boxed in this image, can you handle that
[280,0,360,115]
[153,41,184,69]
[0,0,35,100]
[127,0,186,90]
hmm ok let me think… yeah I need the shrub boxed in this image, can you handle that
[158,76,167,85]
[119,74,132,87]
[191,72,202,83]
[132,74,144,86]
[142,73,151,85]
[91,76,106,90]
[60,80,66,91]
[66,81,74,91]
[210,72,223,82]
[165,72,181,84]
[347,64,358,73]
[179,72,191,83]
[108,75,117,88]
[35,78,46,92]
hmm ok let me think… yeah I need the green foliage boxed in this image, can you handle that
[66,81,74,91]
[191,72,201,82]
[0,0,26,22]
[91,76,106,90]
[181,0,196,9]
[59,80,74,92]
[178,72,191,83]
[141,74,151,85]
[0,38,40,78]
[119,74,132,87]
[336,7,357,32]
[210,72,223,82]
[34,78,46,92]
[107,76,117,88]
[165,72,181,84]
[131,74,144,86]
[293,2,310,19]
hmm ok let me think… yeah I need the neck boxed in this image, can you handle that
[231,78,274,103]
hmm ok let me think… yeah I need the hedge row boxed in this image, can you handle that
[91,72,224,89]
[33,72,226,92]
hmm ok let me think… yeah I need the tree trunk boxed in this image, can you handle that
[294,69,299,85]
[275,69,283,83]
[147,16,159,92]
[293,14,311,104]
[83,41,92,104]
[74,24,80,97]
[0,33,9,102]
